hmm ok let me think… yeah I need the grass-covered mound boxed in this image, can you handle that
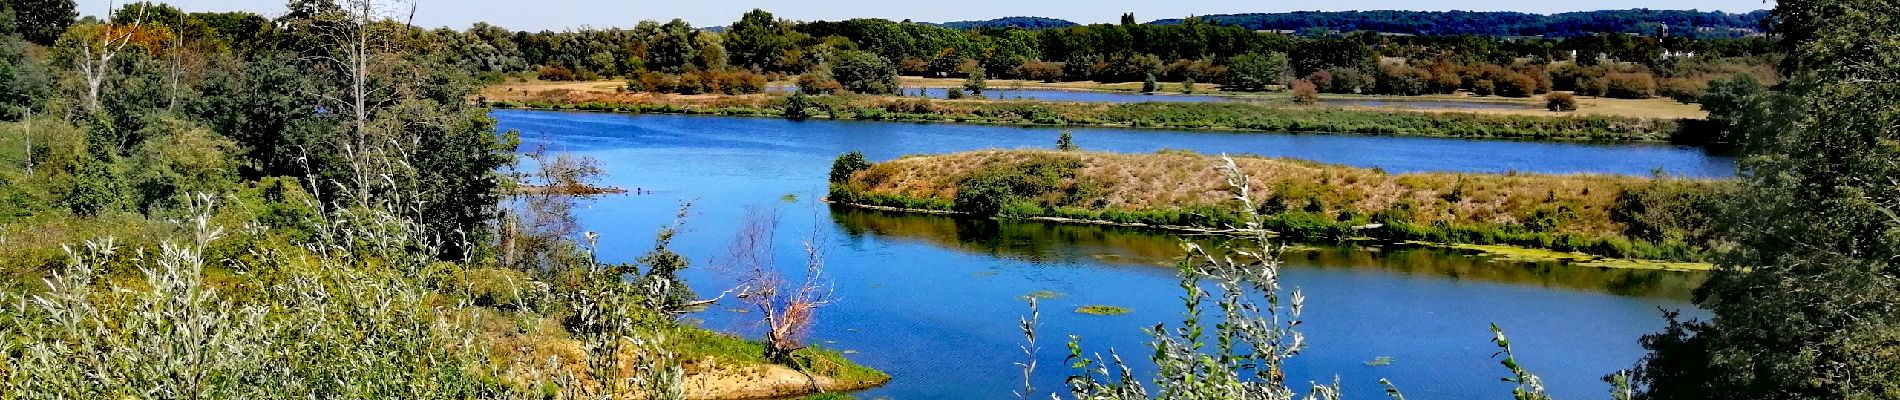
[828,150,1731,264]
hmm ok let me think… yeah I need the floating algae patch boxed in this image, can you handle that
[1366,356,1395,366]
[1076,305,1132,316]
[1019,290,1064,301]
[1420,242,1714,272]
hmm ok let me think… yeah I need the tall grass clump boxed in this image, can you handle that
[0,195,510,399]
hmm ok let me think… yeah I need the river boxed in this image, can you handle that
[496,109,1724,399]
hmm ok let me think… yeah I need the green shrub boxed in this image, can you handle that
[785,92,814,119]
[1472,79,1497,96]
[1290,79,1320,105]
[831,50,898,95]
[1604,72,1657,99]
[1546,93,1579,112]
[829,151,872,183]
[950,154,1083,216]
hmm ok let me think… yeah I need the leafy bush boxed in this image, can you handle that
[1290,79,1320,104]
[1546,92,1578,112]
[1224,52,1290,92]
[1611,180,1728,245]
[796,70,844,94]
[1376,64,1431,96]
[831,50,898,95]
[951,154,1084,216]
[1013,61,1065,83]
[1576,76,1609,97]
[536,65,578,81]
[1496,72,1540,97]
[1328,68,1371,94]
[829,151,872,183]
[630,70,768,95]
[784,91,814,119]
[1604,72,1657,99]
[1472,79,1497,96]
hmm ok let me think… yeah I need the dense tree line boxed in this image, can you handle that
[932,16,1077,30]
[462,9,1776,100]
[1153,9,1771,39]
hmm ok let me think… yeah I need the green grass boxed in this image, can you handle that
[1076,305,1133,316]
[671,326,891,384]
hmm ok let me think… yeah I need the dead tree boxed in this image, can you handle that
[73,3,145,112]
[167,12,184,111]
[303,0,410,207]
[723,208,832,365]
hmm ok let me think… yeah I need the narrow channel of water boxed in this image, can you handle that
[496,109,1734,178]
[496,109,1718,399]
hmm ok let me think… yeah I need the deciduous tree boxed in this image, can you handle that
[1634,0,1900,398]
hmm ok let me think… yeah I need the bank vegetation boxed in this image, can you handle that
[490,90,1709,143]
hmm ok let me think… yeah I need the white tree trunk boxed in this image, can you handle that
[76,7,143,113]
[22,107,31,177]
[168,14,183,112]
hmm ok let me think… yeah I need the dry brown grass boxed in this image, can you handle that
[855,150,1679,237]
[896,76,1210,93]
[1443,94,1709,119]
[484,79,626,98]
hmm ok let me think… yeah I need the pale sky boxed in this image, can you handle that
[79,0,1775,31]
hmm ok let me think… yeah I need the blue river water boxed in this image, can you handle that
[495,109,1721,399]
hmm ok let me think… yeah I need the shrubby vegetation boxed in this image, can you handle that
[0,1,881,398]
[627,68,770,95]
[1629,0,1900,398]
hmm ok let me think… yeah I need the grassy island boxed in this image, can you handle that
[827,150,1729,267]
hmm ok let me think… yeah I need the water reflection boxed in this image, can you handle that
[830,206,1705,300]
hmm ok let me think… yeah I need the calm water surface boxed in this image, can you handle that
[496,109,1719,399]
[498,109,1733,177]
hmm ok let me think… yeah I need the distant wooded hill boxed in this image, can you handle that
[931,17,1079,30]
[1149,9,1770,38]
